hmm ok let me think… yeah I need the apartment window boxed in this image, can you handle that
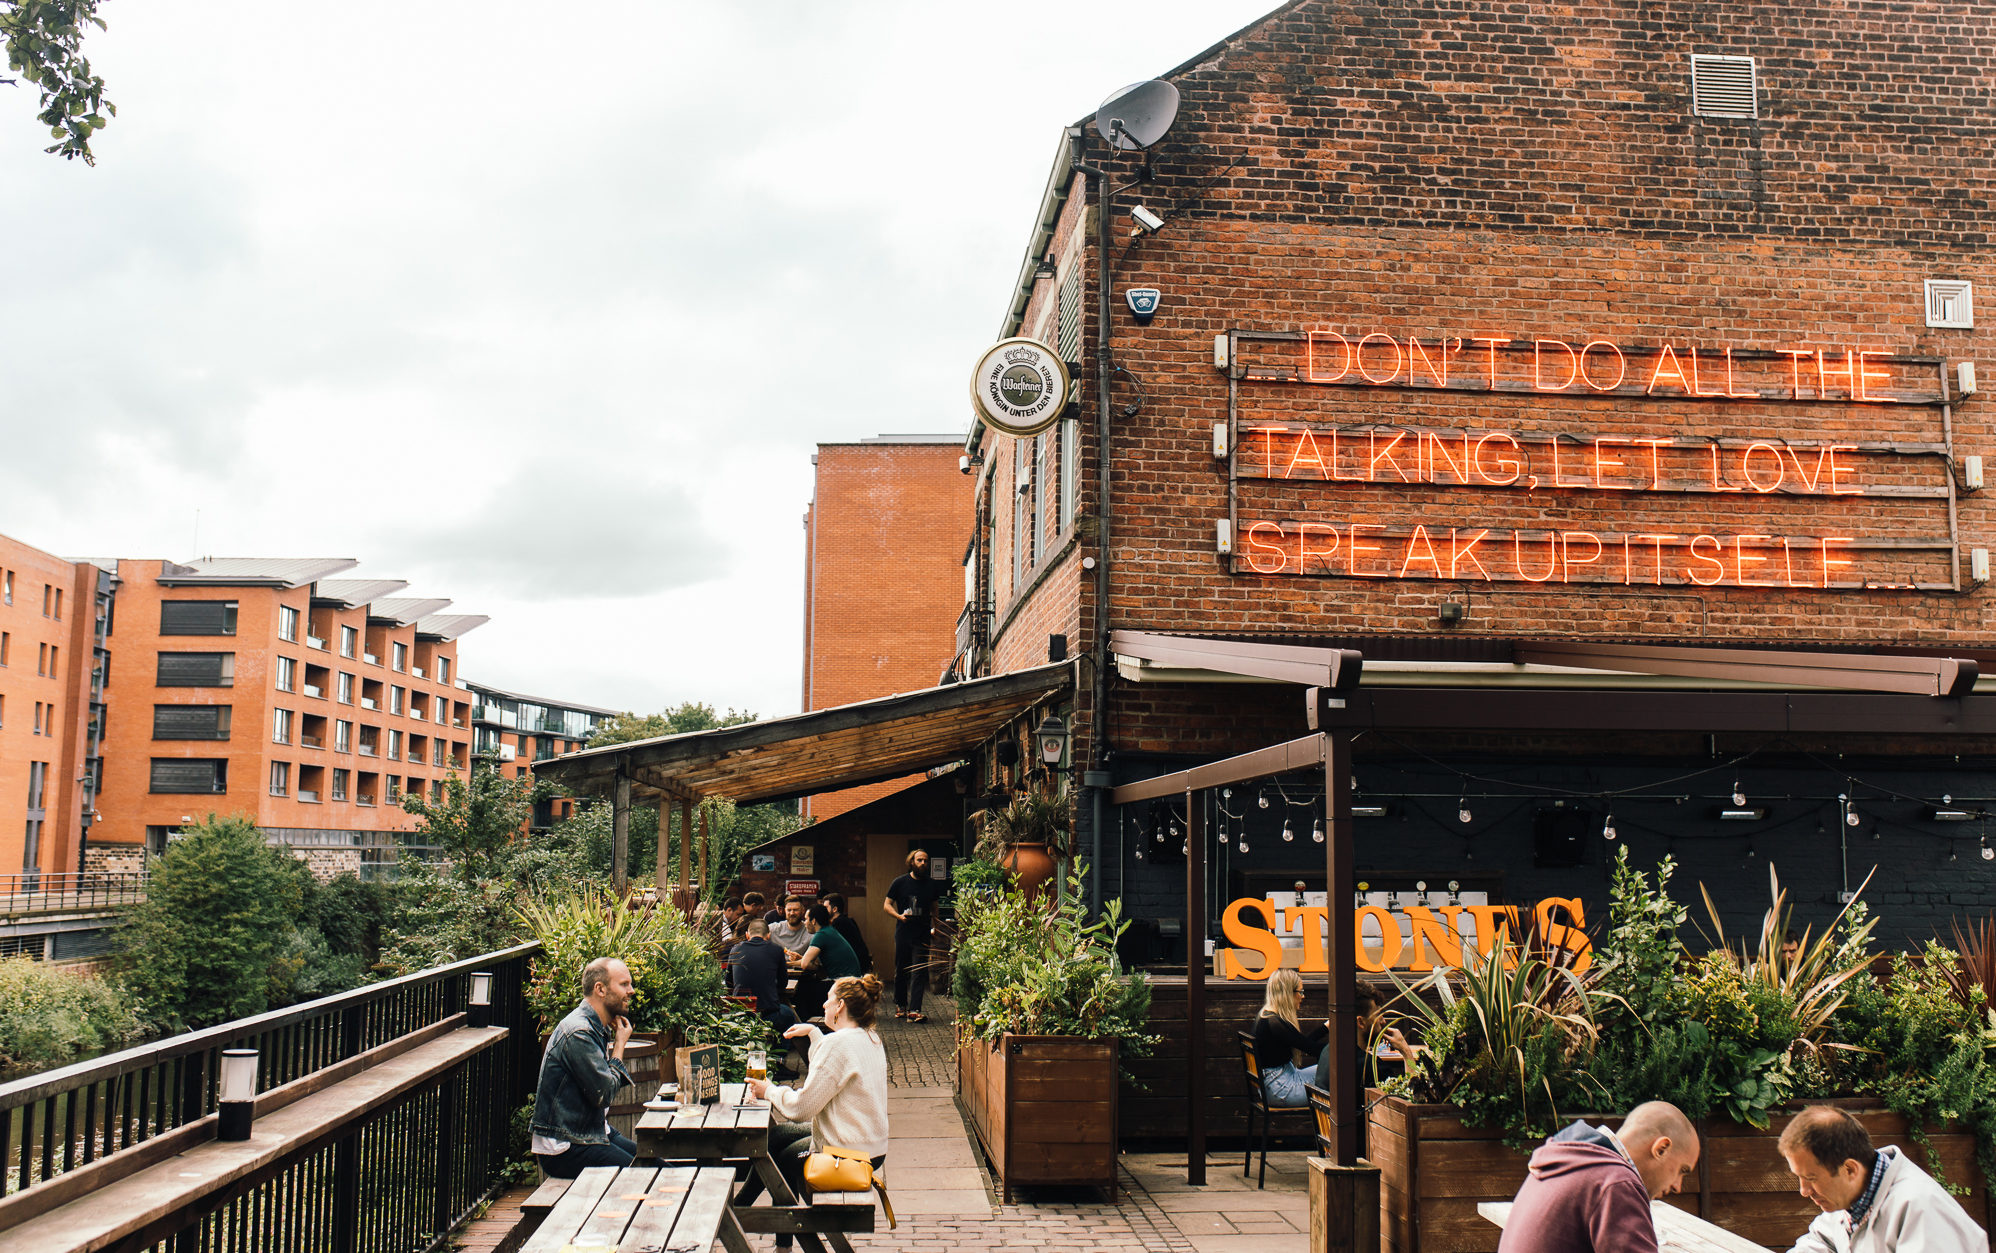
[27,760,46,810]
[1060,415,1078,532]
[1012,437,1034,590]
[157,652,235,687]
[160,600,238,635]
[437,657,450,684]
[0,694,5,727]
[430,778,444,802]
[275,656,296,693]
[52,588,61,620]
[340,625,357,658]
[2,571,10,604]
[337,672,355,704]
[390,685,404,715]
[42,584,51,616]
[335,719,352,752]
[150,758,227,793]
[153,705,231,740]
[269,761,290,797]
[388,729,402,760]
[392,642,407,672]
[38,643,47,676]
[273,708,293,744]
[331,768,349,801]
[0,632,8,665]
[33,701,45,735]
[435,736,449,764]
[386,775,402,801]
[279,605,300,642]
[1038,425,1058,554]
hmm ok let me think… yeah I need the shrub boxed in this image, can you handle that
[516,885,721,1035]
[0,959,144,1071]
[113,815,310,1031]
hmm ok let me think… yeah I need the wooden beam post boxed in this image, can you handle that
[1185,784,1206,1187]
[611,771,630,897]
[697,803,711,900]
[1325,730,1358,1166]
[679,800,695,909]
[1309,1156,1381,1253]
[655,800,672,896]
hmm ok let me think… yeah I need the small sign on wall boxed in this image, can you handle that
[750,853,777,872]
[790,846,814,875]
[929,857,949,881]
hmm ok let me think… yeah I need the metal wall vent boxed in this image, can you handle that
[1691,54,1757,118]
[1926,279,1975,329]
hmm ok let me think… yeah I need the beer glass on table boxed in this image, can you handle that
[746,1049,767,1085]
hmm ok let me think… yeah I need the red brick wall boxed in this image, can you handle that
[803,442,975,819]
[0,535,99,876]
[980,0,1996,763]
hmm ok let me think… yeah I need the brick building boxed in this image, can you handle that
[954,0,1996,948]
[467,682,617,831]
[801,435,975,820]
[89,559,483,879]
[0,535,110,883]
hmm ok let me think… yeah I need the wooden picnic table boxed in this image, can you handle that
[520,1163,743,1253]
[1479,1199,1773,1252]
[634,1083,874,1253]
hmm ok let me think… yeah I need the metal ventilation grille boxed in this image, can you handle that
[1691,54,1758,118]
[1926,279,1975,329]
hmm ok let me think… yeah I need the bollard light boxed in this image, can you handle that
[219,1050,258,1141]
[469,972,494,1029]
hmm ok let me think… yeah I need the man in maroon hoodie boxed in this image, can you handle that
[1497,1101,1701,1253]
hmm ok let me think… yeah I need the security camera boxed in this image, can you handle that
[1129,204,1165,234]
[959,455,972,475]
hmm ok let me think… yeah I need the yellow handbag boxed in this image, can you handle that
[802,1145,896,1229]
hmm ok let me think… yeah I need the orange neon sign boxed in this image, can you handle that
[1238,423,1922,497]
[1293,331,1935,404]
[1232,520,1947,591]
[1217,895,1591,978]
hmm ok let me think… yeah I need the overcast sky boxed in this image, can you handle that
[0,0,1276,718]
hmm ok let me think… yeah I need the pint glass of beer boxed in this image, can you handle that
[745,1049,767,1083]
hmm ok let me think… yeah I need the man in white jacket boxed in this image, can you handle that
[1778,1105,1985,1252]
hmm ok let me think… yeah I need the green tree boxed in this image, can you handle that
[401,762,553,881]
[586,701,756,747]
[114,815,310,1030]
[2,0,114,162]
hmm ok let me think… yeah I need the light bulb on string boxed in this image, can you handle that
[1134,846,1144,861]
[1458,798,1472,824]
[1602,812,1617,841]
[1981,836,1994,862]
[1238,837,1250,855]
[1950,842,1960,863]
[1258,790,1270,809]
[1732,781,1747,807]
[1181,841,1189,855]
[1311,817,1325,844]
[1282,817,1295,843]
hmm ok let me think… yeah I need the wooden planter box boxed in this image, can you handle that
[957,1033,1120,1203]
[1369,1092,1991,1253]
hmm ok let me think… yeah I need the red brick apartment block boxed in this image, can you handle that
[0,535,107,882]
[802,436,975,820]
[91,559,484,877]
[968,0,1996,759]
[466,682,618,832]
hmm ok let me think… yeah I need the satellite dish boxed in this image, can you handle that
[1095,80,1180,151]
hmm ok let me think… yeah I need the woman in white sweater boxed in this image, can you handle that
[741,973,890,1242]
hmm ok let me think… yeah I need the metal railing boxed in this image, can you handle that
[0,871,148,920]
[0,943,541,1251]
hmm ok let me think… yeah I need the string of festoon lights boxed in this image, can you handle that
[1117,747,1996,868]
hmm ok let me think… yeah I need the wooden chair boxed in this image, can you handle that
[1306,1083,1336,1157]
[1236,1031,1316,1188]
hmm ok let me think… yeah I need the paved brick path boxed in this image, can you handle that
[877,992,960,1089]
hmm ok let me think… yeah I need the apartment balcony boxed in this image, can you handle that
[358,746,378,758]
[360,697,379,711]
[306,635,328,651]
[298,790,321,803]
[303,683,324,699]
[355,794,376,807]
[363,653,380,666]
[300,735,324,749]
[412,666,427,679]
[410,709,426,722]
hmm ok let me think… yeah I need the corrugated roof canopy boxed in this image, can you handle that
[368,597,451,626]
[157,557,359,588]
[416,613,490,641]
[315,578,411,608]
[534,662,1072,806]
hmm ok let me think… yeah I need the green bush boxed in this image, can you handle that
[0,958,144,1070]
[113,815,311,1031]
[516,885,721,1035]
[951,861,1155,1062]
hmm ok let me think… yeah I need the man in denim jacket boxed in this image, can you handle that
[531,956,639,1178]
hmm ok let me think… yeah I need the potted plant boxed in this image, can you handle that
[972,785,1072,902]
[950,861,1155,1202]
[1366,851,1994,1252]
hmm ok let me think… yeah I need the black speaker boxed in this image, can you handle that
[1533,806,1596,867]
[1048,633,1068,662]
[994,740,1021,767]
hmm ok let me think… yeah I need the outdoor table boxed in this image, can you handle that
[635,1083,872,1253]
[520,1163,743,1253]
[1479,1200,1773,1252]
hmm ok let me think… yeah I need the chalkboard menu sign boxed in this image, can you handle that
[685,1044,720,1105]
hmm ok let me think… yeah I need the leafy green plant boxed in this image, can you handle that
[951,861,1155,1060]
[516,886,721,1035]
[0,957,144,1070]
[949,856,1008,895]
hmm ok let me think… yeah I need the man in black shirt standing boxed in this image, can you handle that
[882,849,940,1022]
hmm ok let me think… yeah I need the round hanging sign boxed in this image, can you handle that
[969,337,1071,437]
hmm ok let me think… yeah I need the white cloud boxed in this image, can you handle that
[0,0,1280,717]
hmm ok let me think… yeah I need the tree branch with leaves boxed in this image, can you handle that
[3,0,114,163]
